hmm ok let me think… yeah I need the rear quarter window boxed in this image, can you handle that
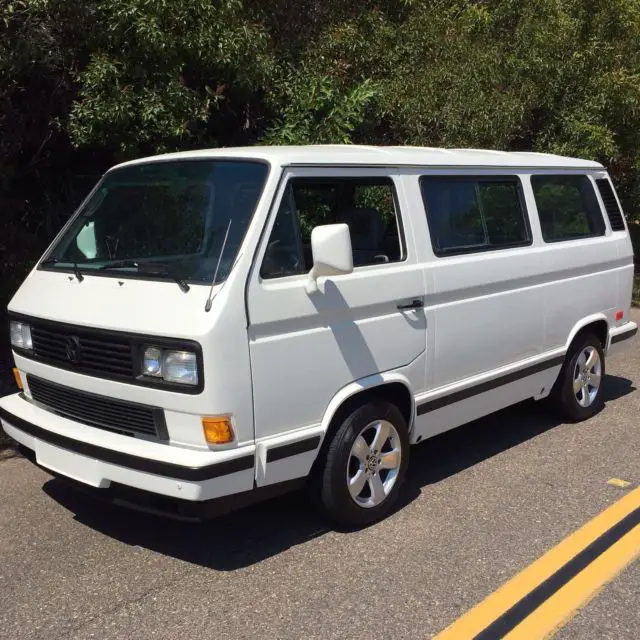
[595,178,626,232]
[531,175,605,242]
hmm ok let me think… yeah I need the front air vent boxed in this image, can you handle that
[27,375,167,440]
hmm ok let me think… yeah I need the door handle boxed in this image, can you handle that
[397,299,424,310]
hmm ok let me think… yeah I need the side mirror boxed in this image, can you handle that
[305,223,354,294]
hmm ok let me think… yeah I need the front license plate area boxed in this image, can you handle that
[36,441,108,488]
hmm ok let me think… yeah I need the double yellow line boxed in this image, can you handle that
[434,486,640,639]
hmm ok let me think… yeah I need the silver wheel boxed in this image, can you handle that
[347,420,402,509]
[572,346,602,408]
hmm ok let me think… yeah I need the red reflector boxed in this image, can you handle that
[615,310,624,322]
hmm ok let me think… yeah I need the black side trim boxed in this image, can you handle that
[0,407,253,481]
[266,435,321,463]
[474,506,640,639]
[417,355,565,416]
[611,326,638,345]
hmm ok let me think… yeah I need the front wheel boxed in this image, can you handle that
[551,333,605,421]
[317,400,410,528]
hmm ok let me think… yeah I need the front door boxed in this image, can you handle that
[246,167,427,484]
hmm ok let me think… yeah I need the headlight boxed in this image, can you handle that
[141,346,198,386]
[10,321,33,351]
[163,350,198,385]
[142,346,163,377]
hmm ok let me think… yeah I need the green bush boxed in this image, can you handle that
[2,0,640,319]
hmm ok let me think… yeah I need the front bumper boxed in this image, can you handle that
[0,392,255,503]
[15,443,302,521]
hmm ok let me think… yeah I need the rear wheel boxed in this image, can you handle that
[317,400,410,528]
[551,333,605,421]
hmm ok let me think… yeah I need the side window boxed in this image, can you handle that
[420,177,530,256]
[260,184,305,279]
[531,175,605,242]
[261,177,404,279]
[595,178,626,231]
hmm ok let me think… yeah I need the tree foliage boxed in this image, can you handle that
[2,0,640,306]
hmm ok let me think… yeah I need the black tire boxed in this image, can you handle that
[317,400,410,529]
[550,333,605,421]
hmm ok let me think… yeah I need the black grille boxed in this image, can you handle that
[596,178,626,231]
[30,323,134,379]
[27,375,164,439]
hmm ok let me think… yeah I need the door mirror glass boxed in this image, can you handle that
[306,223,354,293]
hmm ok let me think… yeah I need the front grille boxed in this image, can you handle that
[595,178,626,232]
[30,323,134,379]
[27,375,165,440]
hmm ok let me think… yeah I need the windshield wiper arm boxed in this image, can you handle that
[40,256,83,282]
[73,263,84,282]
[138,262,190,293]
[96,260,189,293]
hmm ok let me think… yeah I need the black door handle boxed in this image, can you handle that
[397,299,424,310]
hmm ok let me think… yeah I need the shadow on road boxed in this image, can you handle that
[42,374,635,572]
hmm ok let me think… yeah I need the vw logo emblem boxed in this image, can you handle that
[65,336,82,363]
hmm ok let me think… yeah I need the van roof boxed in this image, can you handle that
[112,144,604,171]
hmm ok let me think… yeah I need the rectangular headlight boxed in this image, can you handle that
[10,321,33,351]
[141,346,198,386]
[162,350,198,385]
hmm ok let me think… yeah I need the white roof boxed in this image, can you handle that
[113,144,603,171]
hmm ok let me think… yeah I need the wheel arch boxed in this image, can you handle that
[548,314,609,397]
[309,373,415,477]
[564,314,609,353]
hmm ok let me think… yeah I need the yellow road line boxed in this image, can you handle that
[434,486,640,640]
[607,477,632,488]
[505,525,640,639]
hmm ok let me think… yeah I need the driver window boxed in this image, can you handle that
[260,176,404,279]
[260,184,305,279]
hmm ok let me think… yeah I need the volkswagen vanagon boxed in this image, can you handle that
[1,145,636,527]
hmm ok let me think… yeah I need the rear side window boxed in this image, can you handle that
[261,177,405,279]
[419,177,530,256]
[595,178,626,231]
[531,175,605,242]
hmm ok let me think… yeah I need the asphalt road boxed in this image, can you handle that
[1,311,639,640]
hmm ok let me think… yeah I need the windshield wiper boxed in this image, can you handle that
[138,262,190,293]
[40,256,84,282]
[97,259,189,293]
[73,263,84,282]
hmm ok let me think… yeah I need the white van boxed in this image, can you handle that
[1,145,636,527]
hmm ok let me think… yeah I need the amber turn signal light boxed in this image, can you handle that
[13,368,23,390]
[202,416,234,445]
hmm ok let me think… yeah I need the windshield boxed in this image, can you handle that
[43,159,269,283]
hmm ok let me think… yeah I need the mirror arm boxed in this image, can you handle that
[305,265,319,294]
